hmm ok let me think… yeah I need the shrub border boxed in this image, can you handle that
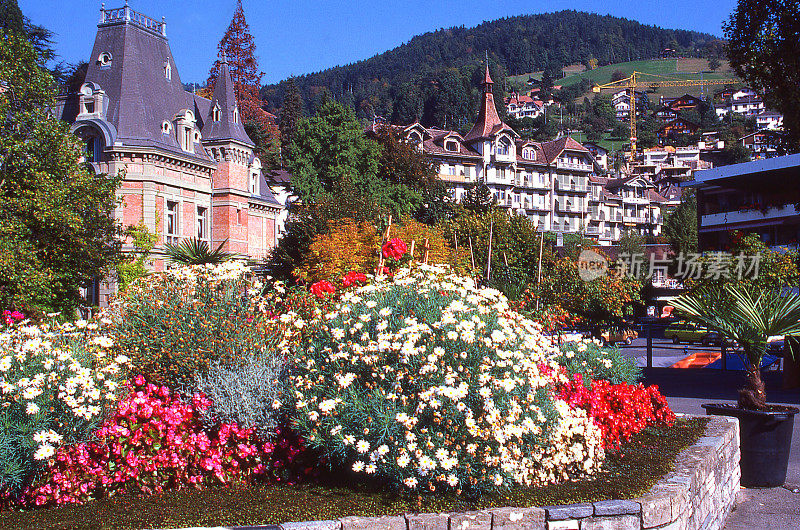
[271,415,740,530]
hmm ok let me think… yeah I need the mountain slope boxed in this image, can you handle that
[262,10,717,126]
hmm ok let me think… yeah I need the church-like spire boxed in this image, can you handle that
[464,58,509,142]
[202,56,254,147]
[483,62,494,89]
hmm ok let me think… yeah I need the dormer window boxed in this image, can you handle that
[161,121,172,134]
[408,131,422,146]
[175,109,196,153]
[251,172,259,195]
[97,52,112,68]
[164,61,171,81]
[212,105,221,122]
[445,140,458,152]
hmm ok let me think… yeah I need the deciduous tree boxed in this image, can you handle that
[725,0,800,148]
[0,32,121,315]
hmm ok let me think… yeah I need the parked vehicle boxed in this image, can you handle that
[664,322,717,344]
[599,328,638,346]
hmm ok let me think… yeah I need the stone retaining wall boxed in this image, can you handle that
[280,415,740,530]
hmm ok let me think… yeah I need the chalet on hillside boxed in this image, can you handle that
[658,117,700,139]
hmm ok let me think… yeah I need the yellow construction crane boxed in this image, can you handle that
[592,71,738,160]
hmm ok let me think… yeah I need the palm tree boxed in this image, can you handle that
[672,284,800,409]
[164,238,235,265]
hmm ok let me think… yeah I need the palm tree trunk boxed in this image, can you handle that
[739,364,767,409]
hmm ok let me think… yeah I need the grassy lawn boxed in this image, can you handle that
[0,418,708,530]
[508,58,745,101]
[570,132,627,154]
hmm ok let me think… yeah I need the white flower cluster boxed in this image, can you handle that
[292,264,603,494]
[0,318,128,460]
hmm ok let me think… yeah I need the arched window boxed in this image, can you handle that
[497,137,511,156]
[97,52,112,67]
[164,61,172,80]
[212,105,221,122]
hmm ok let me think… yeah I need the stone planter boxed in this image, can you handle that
[277,415,740,530]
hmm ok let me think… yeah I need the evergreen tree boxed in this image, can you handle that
[663,190,698,256]
[279,77,303,158]
[462,183,497,214]
[206,0,280,168]
[0,32,121,315]
[391,82,422,125]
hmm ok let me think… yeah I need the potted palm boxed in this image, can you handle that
[672,284,800,487]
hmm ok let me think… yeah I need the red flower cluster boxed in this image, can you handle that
[309,280,336,299]
[559,374,675,450]
[2,310,24,326]
[342,271,368,288]
[22,377,312,508]
[382,238,407,261]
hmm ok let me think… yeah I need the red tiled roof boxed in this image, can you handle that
[647,189,668,203]
[539,136,588,163]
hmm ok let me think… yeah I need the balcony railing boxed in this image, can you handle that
[555,181,589,193]
[556,204,585,214]
[586,226,600,235]
[494,151,515,163]
[623,215,649,224]
[556,160,593,171]
[517,179,550,190]
[101,4,167,36]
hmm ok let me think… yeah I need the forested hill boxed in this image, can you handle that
[261,10,717,129]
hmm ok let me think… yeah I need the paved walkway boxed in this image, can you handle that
[642,369,800,529]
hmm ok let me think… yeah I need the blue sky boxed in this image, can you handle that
[19,0,737,85]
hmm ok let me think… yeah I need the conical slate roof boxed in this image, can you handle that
[464,63,515,142]
[201,54,254,147]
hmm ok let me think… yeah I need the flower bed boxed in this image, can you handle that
[1,259,680,518]
[0,418,712,530]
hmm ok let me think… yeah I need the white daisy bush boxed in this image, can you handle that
[554,339,642,386]
[290,264,603,495]
[0,317,128,496]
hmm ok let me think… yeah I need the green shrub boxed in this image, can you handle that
[289,264,603,496]
[194,351,286,438]
[554,339,641,385]
[110,262,283,388]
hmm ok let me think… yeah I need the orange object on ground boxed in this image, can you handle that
[671,349,721,369]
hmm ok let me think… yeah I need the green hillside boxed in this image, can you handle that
[262,10,718,128]
[511,58,744,102]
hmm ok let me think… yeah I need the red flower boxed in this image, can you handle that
[310,280,336,299]
[342,271,368,288]
[382,238,407,261]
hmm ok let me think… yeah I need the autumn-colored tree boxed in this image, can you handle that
[295,218,470,284]
[206,0,279,167]
[206,0,264,124]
